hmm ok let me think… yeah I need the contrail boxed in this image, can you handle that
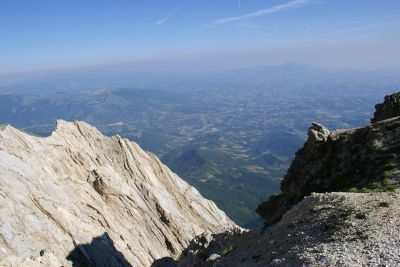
[209,0,312,27]
[153,7,180,26]
[239,0,241,13]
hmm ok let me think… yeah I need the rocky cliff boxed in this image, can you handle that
[257,93,400,225]
[175,92,400,266]
[371,92,400,123]
[0,120,235,267]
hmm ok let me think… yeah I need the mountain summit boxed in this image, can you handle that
[0,120,235,266]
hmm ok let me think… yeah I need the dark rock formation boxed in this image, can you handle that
[257,122,334,225]
[176,92,400,266]
[372,92,400,123]
[258,94,400,225]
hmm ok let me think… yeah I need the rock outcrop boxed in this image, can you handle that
[175,92,400,266]
[371,91,400,123]
[307,122,330,142]
[0,120,235,266]
[258,93,400,225]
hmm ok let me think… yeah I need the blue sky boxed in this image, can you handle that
[1,0,400,73]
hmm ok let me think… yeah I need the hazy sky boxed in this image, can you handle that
[1,0,400,73]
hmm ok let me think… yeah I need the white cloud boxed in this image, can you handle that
[209,0,313,27]
[154,7,180,26]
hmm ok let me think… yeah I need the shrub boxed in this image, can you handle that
[356,212,368,220]
[368,182,380,190]
[385,163,397,171]
[341,209,353,220]
[347,187,359,193]
[309,205,318,213]
[221,246,235,256]
[382,178,398,192]
[385,184,397,192]
[379,202,390,208]
[382,172,392,180]
[359,188,370,193]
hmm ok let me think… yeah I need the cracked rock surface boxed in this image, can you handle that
[0,120,235,267]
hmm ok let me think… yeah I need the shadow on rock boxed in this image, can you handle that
[151,257,177,267]
[66,232,132,267]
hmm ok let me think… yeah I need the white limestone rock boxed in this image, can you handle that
[0,120,235,267]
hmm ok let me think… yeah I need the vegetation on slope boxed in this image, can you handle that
[257,92,400,225]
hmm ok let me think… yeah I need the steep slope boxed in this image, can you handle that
[175,92,400,266]
[258,94,400,225]
[178,191,400,266]
[0,120,235,266]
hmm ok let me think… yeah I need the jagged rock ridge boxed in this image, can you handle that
[0,120,235,266]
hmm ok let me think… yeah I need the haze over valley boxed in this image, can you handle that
[1,1,400,266]
[1,64,399,227]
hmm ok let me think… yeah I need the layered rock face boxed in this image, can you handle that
[0,120,235,267]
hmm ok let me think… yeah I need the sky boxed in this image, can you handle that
[1,0,400,73]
